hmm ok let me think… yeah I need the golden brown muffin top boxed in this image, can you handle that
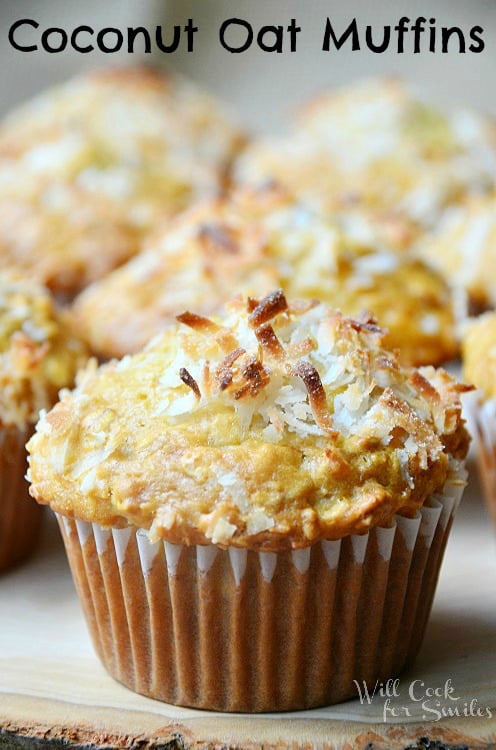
[462,312,496,398]
[0,66,244,296]
[0,271,88,429]
[72,185,459,367]
[417,194,496,311]
[28,292,469,550]
[235,79,496,249]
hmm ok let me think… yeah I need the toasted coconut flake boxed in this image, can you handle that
[255,324,286,361]
[234,357,271,400]
[246,297,259,313]
[179,367,201,400]
[288,360,334,433]
[248,289,288,328]
[222,347,246,368]
[350,313,383,336]
[409,370,441,405]
[202,361,211,396]
[176,311,220,335]
[198,222,239,254]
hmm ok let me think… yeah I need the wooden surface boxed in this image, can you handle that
[1,464,495,750]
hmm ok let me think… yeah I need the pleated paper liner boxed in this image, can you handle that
[463,391,496,525]
[56,466,465,713]
[0,424,42,572]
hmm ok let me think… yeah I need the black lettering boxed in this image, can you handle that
[127,26,151,54]
[9,18,38,52]
[365,25,390,53]
[219,18,253,53]
[71,25,94,54]
[41,27,67,53]
[394,16,410,53]
[442,26,465,53]
[429,18,436,52]
[412,17,427,54]
[96,27,123,53]
[257,25,284,53]
[184,18,198,52]
[287,18,301,52]
[156,25,181,53]
[469,26,485,53]
[322,18,359,51]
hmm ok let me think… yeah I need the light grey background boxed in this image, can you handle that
[0,1,495,131]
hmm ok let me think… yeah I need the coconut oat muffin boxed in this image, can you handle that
[73,185,459,366]
[462,312,496,523]
[417,194,496,312]
[0,271,87,571]
[28,292,469,710]
[236,79,496,250]
[0,66,244,297]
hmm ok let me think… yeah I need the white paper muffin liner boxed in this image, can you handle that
[0,424,41,572]
[463,390,496,524]
[56,465,466,712]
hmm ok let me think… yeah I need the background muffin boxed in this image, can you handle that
[462,311,496,523]
[417,193,496,314]
[28,292,469,710]
[0,271,87,571]
[235,79,496,251]
[0,66,245,298]
[72,185,459,366]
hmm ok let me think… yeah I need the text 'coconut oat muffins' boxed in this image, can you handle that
[235,78,496,251]
[28,291,469,711]
[0,271,87,571]
[0,65,245,298]
[73,185,460,367]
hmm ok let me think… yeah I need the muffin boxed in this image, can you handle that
[72,185,459,366]
[417,194,496,313]
[0,271,87,571]
[27,291,469,711]
[0,66,244,298]
[462,312,496,523]
[235,79,496,251]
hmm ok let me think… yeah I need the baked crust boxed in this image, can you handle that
[28,294,470,550]
[0,271,88,428]
[0,66,244,296]
[235,79,496,249]
[72,185,459,366]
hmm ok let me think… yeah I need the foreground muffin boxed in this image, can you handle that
[28,291,469,710]
[0,272,87,571]
[0,66,244,297]
[462,312,496,523]
[73,185,459,366]
[417,194,496,313]
[236,79,496,250]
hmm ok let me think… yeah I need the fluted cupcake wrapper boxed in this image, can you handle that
[463,390,496,525]
[56,467,465,712]
[0,424,41,573]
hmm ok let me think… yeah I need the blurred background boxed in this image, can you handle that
[1,0,495,130]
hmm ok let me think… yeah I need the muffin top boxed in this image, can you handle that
[235,79,496,248]
[28,292,469,549]
[462,312,496,399]
[0,66,244,296]
[72,185,459,367]
[0,272,88,429]
[417,194,496,311]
